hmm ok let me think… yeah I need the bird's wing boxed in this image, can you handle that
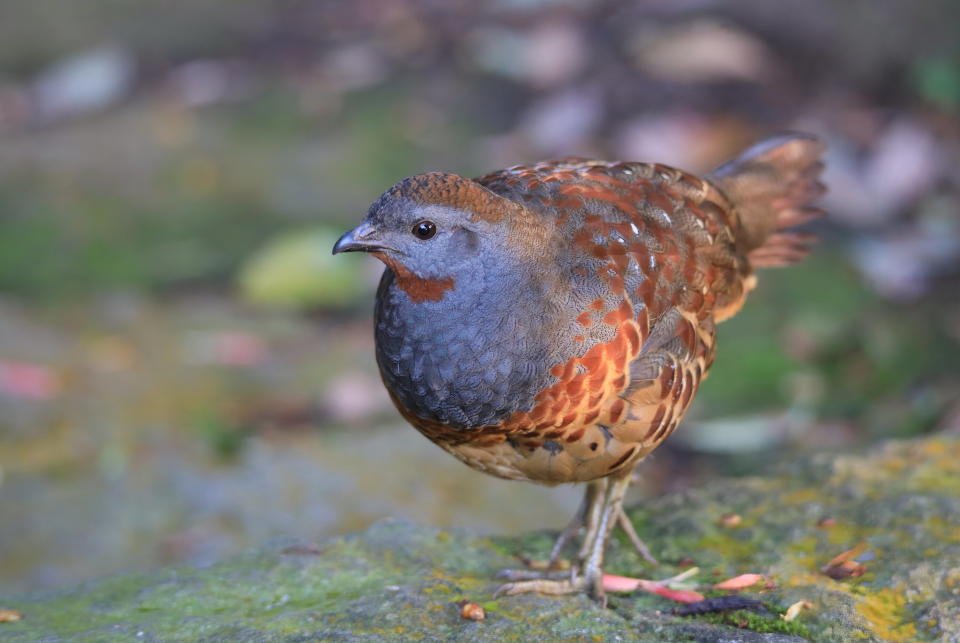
[477,156,744,347]
[477,159,741,463]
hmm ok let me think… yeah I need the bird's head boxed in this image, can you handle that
[333,172,532,302]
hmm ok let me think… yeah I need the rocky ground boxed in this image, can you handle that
[2,435,957,642]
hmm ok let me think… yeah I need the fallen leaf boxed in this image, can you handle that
[602,568,704,603]
[0,361,60,399]
[713,573,763,590]
[822,560,866,580]
[782,600,813,622]
[821,542,870,579]
[214,332,266,366]
[630,19,777,83]
[824,542,869,566]
[0,609,22,623]
[651,586,706,603]
[602,573,643,592]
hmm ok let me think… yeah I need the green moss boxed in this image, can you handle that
[692,609,811,637]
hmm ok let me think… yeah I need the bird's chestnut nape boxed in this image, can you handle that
[412,220,436,240]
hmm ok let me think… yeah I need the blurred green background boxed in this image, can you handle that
[1,0,958,595]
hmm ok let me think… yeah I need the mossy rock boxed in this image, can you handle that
[2,436,959,642]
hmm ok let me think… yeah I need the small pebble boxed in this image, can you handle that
[0,609,22,623]
[719,513,742,528]
[459,601,485,621]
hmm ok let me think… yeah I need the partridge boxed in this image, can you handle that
[333,134,826,602]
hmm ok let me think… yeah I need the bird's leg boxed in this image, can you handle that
[577,477,607,560]
[515,476,657,573]
[495,471,632,604]
[546,480,600,567]
[617,508,659,565]
[497,479,605,583]
[579,471,632,601]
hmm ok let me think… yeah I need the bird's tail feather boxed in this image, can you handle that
[710,133,826,268]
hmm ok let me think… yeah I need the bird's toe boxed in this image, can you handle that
[493,577,587,599]
[495,568,569,582]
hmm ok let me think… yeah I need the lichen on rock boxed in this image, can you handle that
[2,436,958,642]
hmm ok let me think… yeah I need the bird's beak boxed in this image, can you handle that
[332,222,386,254]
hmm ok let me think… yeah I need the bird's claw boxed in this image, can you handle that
[494,574,605,605]
[496,568,570,582]
[494,577,584,598]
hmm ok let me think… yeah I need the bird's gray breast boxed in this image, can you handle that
[374,268,557,429]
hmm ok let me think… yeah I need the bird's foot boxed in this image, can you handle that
[496,568,569,582]
[494,570,604,605]
[494,576,585,597]
[495,470,634,606]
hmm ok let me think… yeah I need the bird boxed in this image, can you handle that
[333,133,826,604]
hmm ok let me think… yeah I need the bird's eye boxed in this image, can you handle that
[412,220,436,240]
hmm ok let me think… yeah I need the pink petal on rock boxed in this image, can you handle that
[713,573,763,590]
[602,574,642,592]
[602,574,705,603]
[651,586,706,603]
